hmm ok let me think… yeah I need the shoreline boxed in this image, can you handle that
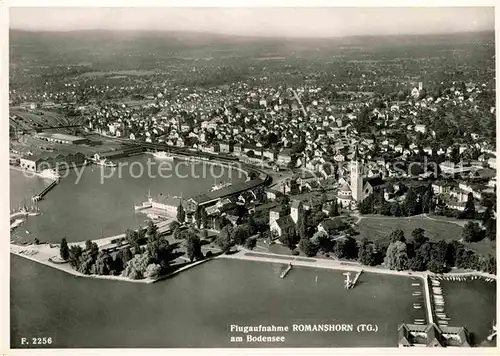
[10,243,496,285]
[10,243,214,284]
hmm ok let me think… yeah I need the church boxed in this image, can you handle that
[336,146,385,209]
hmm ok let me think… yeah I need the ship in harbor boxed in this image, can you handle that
[150,151,174,160]
[39,168,61,180]
[96,159,117,168]
[134,190,153,210]
[210,180,232,192]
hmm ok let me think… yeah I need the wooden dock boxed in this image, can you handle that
[32,179,58,201]
[350,270,363,288]
[280,263,293,279]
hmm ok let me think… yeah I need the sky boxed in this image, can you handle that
[9,7,495,38]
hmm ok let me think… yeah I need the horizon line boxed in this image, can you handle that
[8,28,495,40]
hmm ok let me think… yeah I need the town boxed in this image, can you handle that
[8,16,496,349]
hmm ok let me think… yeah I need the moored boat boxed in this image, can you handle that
[151,151,174,160]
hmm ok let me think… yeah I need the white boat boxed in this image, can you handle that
[210,181,232,192]
[135,190,153,210]
[39,168,61,180]
[97,159,117,168]
[135,201,152,210]
[10,219,24,231]
[151,151,174,160]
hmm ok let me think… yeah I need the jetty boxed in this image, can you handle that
[486,324,497,341]
[351,270,363,287]
[32,179,58,201]
[423,276,434,324]
[280,263,293,279]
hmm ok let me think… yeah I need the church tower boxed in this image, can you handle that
[350,145,364,202]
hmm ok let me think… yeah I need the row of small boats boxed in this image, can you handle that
[431,278,450,324]
[434,275,495,282]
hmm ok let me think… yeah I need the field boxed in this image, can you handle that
[357,215,463,242]
[356,215,495,256]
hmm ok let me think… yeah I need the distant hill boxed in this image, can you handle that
[10,28,495,48]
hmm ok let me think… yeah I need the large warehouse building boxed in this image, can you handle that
[20,152,86,172]
[34,132,89,145]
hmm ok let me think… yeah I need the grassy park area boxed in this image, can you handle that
[357,215,463,243]
[356,215,495,256]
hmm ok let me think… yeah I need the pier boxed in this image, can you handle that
[486,324,497,341]
[350,270,363,288]
[32,179,58,201]
[423,275,434,324]
[280,263,293,279]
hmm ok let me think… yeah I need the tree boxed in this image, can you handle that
[462,221,482,243]
[299,237,319,257]
[279,230,299,250]
[311,230,333,253]
[194,206,202,228]
[173,226,182,240]
[408,256,426,271]
[125,229,141,253]
[464,192,475,219]
[380,201,392,216]
[122,252,151,280]
[92,251,114,275]
[115,246,133,272]
[384,241,409,271]
[90,242,99,260]
[430,240,449,266]
[77,250,96,275]
[343,237,358,259]
[68,245,83,269]
[216,225,234,253]
[244,237,257,250]
[146,220,158,239]
[295,203,306,239]
[358,238,379,266]
[389,229,406,243]
[404,187,420,216]
[60,237,69,261]
[329,200,339,217]
[427,259,447,274]
[144,263,162,279]
[485,218,496,241]
[422,189,433,214]
[411,228,427,250]
[186,234,203,262]
[416,242,432,268]
[333,237,358,260]
[177,204,186,224]
[390,201,402,217]
[234,225,251,245]
[310,211,327,227]
[482,207,493,225]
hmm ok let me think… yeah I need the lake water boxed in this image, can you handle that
[9,155,496,348]
[11,256,422,348]
[10,155,246,243]
[440,279,497,347]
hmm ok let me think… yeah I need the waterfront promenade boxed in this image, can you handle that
[219,248,497,279]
